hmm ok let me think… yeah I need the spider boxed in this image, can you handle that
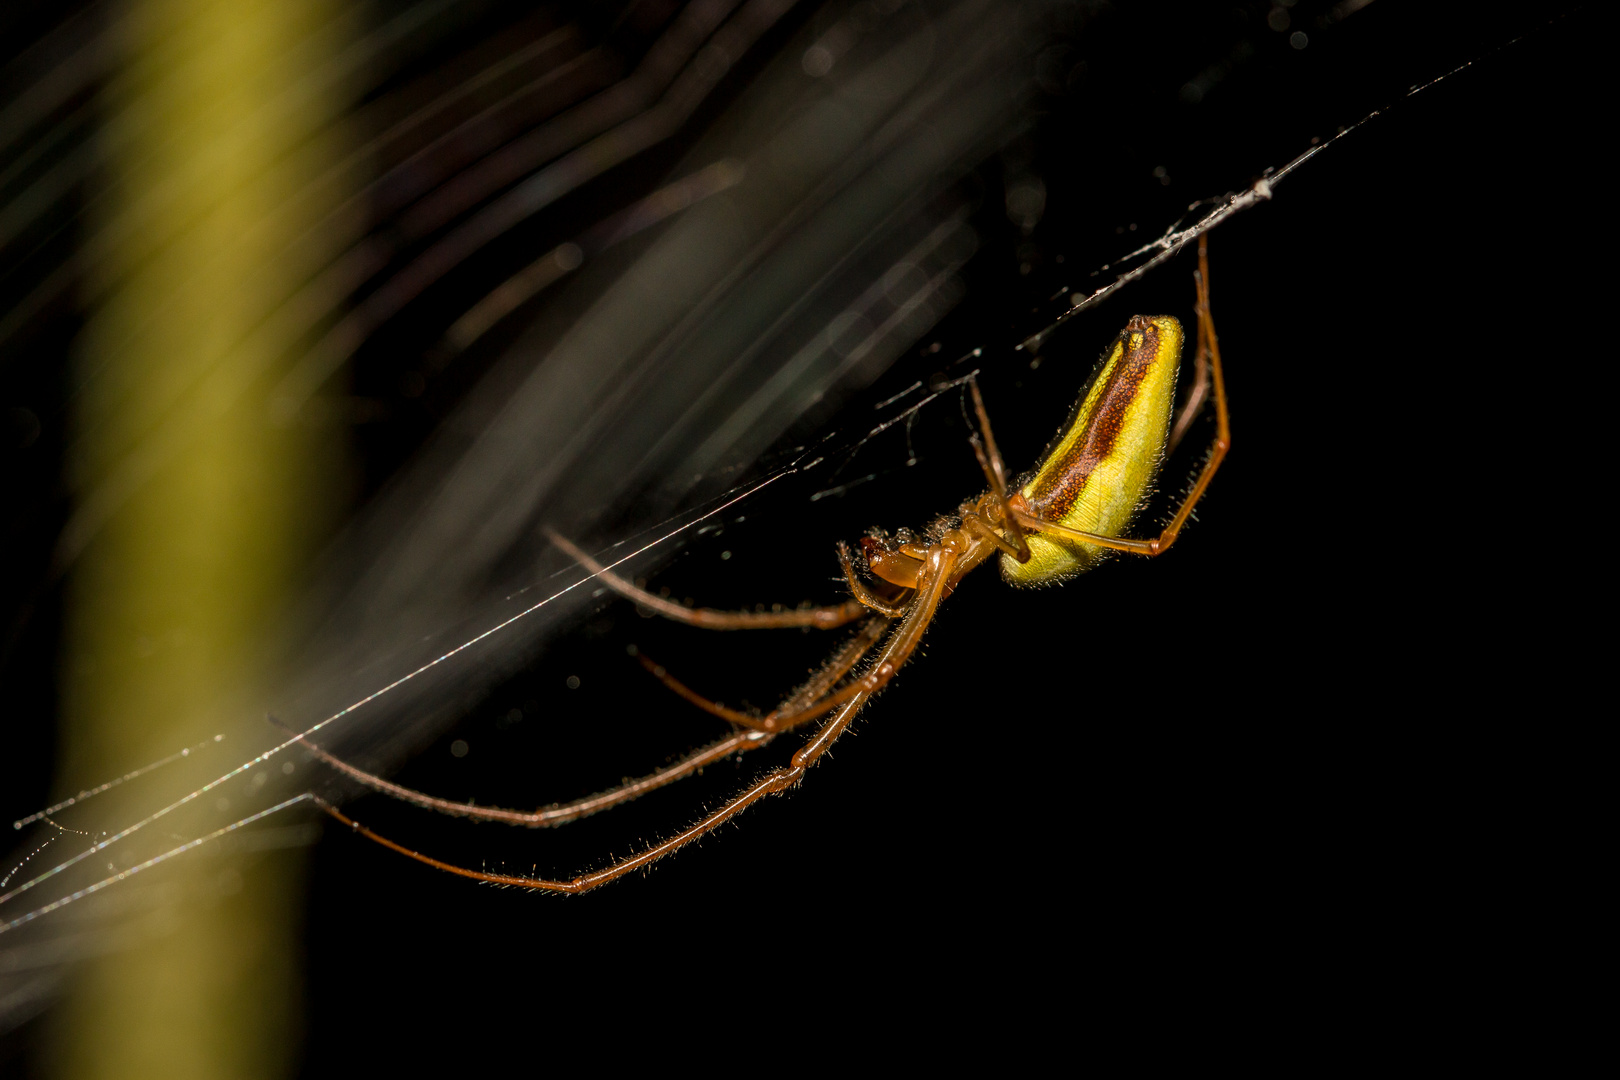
[303,233,1231,892]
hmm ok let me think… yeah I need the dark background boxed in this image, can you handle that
[2,0,1599,1070]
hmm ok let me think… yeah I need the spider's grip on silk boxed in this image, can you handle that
[1001,315,1183,586]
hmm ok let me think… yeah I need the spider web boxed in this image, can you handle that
[0,0,1594,1057]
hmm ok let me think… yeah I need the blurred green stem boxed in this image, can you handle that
[51,0,348,1075]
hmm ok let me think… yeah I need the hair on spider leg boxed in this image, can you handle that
[278,237,1234,901]
[0,225,1224,934]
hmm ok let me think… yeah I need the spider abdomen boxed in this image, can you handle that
[1002,314,1182,585]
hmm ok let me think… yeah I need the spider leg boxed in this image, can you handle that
[776,615,890,715]
[1011,234,1229,559]
[280,615,885,821]
[959,511,1026,562]
[276,717,772,827]
[548,528,868,630]
[790,538,957,762]
[636,615,889,732]
[319,540,966,894]
[1168,264,1213,453]
[965,378,1030,562]
[314,773,794,894]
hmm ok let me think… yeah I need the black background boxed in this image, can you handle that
[2,0,1601,1071]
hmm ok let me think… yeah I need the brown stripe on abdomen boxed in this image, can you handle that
[1027,315,1164,521]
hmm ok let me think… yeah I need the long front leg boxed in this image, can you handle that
[319,543,963,893]
[284,616,891,820]
[316,768,801,894]
[280,718,771,827]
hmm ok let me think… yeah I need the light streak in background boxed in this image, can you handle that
[444,157,748,350]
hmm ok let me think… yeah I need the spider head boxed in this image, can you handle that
[859,530,924,589]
